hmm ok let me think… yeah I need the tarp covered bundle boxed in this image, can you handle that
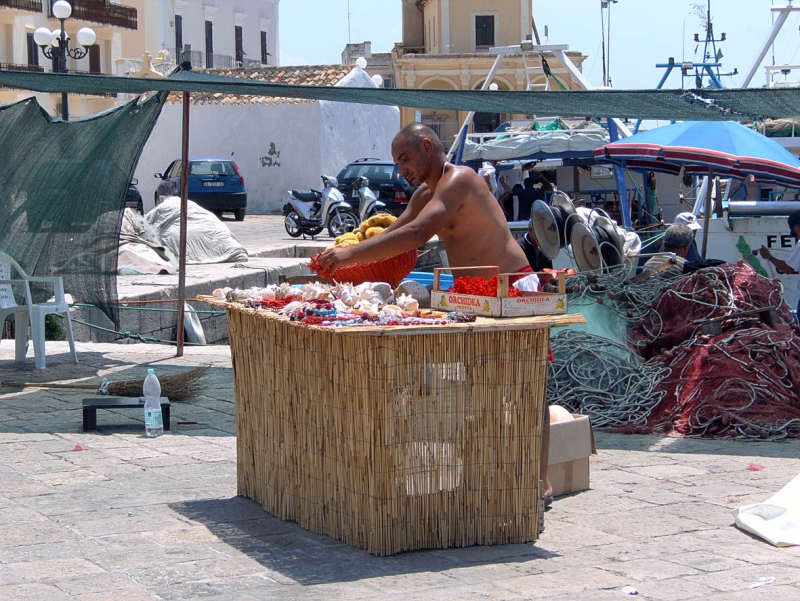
[0,93,166,327]
[461,119,608,161]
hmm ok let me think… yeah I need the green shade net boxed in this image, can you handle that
[0,92,166,328]
[2,69,800,121]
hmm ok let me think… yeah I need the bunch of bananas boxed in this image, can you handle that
[326,213,397,250]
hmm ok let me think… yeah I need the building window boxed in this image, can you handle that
[175,15,183,55]
[261,31,269,64]
[384,76,394,89]
[475,15,494,47]
[89,45,101,73]
[235,25,244,65]
[27,33,40,67]
[205,20,214,68]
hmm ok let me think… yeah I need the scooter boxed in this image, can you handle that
[283,175,359,238]
[349,176,391,223]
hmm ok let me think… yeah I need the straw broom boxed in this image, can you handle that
[1,365,209,402]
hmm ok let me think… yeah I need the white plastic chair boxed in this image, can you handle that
[0,251,78,370]
[0,256,33,364]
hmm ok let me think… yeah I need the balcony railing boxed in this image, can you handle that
[0,63,44,73]
[0,0,42,12]
[205,53,234,69]
[0,63,44,90]
[167,48,235,70]
[49,0,138,30]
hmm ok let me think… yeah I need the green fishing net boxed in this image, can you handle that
[0,92,166,328]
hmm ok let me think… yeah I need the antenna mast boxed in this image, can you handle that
[347,0,352,44]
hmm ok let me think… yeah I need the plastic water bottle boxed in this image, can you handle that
[142,368,163,437]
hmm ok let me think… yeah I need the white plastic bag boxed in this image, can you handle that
[732,473,800,546]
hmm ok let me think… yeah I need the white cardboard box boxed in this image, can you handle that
[548,414,596,497]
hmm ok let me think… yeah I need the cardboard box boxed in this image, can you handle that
[429,267,568,318]
[548,414,596,497]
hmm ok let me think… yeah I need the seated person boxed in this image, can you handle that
[637,224,694,281]
[518,219,554,272]
[659,212,702,262]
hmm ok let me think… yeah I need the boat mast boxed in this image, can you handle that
[740,2,800,88]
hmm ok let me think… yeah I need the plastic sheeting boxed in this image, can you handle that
[461,128,608,162]
[145,197,248,265]
[733,473,800,546]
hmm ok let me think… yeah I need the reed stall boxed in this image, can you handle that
[211,299,578,555]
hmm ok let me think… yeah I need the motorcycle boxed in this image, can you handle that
[349,176,392,223]
[283,175,359,238]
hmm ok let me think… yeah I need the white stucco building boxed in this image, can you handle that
[133,64,400,215]
[121,0,278,70]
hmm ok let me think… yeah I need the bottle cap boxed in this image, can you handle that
[147,368,154,374]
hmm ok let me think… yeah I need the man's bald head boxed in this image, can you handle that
[393,123,445,154]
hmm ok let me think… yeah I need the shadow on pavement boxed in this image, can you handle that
[595,431,800,459]
[170,496,560,584]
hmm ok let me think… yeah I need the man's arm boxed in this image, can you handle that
[380,184,428,235]
[758,246,799,274]
[317,173,466,272]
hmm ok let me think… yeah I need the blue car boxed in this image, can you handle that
[154,157,247,221]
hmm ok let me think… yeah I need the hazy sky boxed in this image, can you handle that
[278,0,800,89]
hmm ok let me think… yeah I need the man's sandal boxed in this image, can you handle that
[540,485,554,508]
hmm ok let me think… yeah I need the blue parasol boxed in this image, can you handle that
[593,120,800,186]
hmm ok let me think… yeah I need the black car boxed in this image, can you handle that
[125,178,144,214]
[335,158,416,216]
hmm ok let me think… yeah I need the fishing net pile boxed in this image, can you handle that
[645,323,800,440]
[548,260,800,440]
[628,260,793,358]
[546,330,668,428]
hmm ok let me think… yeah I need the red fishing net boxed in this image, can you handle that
[645,323,800,439]
[616,260,800,439]
[628,260,794,359]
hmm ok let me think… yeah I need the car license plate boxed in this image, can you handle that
[203,181,224,187]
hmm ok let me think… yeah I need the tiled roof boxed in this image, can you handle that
[166,65,354,105]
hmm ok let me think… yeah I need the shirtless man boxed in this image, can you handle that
[318,123,528,276]
[318,122,554,505]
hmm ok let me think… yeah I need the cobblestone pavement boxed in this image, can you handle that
[2,217,800,599]
[1,342,798,600]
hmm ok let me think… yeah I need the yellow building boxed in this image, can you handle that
[0,0,139,118]
[393,0,588,146]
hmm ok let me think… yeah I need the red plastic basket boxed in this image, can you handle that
[312,249,418,288]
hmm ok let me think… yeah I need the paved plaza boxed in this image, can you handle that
[1,215,799,599]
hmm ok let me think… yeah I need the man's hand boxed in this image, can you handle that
[317,246,355,275]
[758,245,773,260]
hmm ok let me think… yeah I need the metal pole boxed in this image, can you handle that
[59,18,69,120]
[447,51,506,163]
[176,91,190,356]
[701,167,714,260]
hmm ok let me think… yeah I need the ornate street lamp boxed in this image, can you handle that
[33,0,96,120]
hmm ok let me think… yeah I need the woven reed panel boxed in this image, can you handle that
[225,306,548,555]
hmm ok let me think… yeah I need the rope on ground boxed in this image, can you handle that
[70,318,208,346]
[546,330,668,428]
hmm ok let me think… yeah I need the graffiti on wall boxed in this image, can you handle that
[259,142,281,168]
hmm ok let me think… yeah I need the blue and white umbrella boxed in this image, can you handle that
[594,120,800,186]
